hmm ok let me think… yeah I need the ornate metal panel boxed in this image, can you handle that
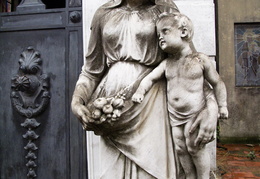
[0,1,86,178]
[10,47,50,178]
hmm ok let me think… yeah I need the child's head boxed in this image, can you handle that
[156,12,194,43]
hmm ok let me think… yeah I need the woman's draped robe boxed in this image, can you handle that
[75,2,179,178]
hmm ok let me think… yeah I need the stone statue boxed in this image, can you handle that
[71,0,219,178]
[132,13,228,179]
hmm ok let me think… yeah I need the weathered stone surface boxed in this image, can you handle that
[81,1,218,178]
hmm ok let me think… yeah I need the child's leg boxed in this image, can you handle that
[172,125,196,179]
[184,120,210,179]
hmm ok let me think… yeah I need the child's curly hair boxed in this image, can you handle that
[156,12,194,42]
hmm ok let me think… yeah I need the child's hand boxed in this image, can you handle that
[132,93,144,103]
[218,106,228,119]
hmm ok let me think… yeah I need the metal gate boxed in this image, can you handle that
[0,0,86,178]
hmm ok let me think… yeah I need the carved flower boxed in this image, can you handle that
[26,160,37,168]
[92,109,102,119]
[14,76,30,92]
[21,118,40,129]
[24,142,38,151]
[112,98,124,108]
[93,97,108,109]
[25,152,37,160]
[23,130,39,140]
[102,104,114,114]
[27,168,37,178]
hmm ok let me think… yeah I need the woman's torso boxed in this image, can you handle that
[100,5,165,67]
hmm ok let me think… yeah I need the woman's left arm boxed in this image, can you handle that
[189,83,218,148]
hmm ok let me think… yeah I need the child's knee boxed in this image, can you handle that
[186,143,200,156]
[174,139,187,155]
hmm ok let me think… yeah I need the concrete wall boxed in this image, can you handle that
[217,0,260,143]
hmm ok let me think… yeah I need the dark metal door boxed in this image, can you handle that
[0,0,86,178]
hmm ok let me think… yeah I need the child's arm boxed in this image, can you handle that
[201,54,228,119]
[132,60,167,103]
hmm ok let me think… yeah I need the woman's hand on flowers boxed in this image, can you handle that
[132,93,144,103]
[71,97,100,131]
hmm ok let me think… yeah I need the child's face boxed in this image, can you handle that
[157,19,183,54]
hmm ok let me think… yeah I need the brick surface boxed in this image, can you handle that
[233,172,255,177]
[227,161,246,166]
[217,144,260,179]
[245,161,260,167]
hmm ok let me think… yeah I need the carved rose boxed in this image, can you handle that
[112,98,124,108]
[113,109,122,118]
[93,97,108,109]
[92,109,102,119]
[102,104,114,114]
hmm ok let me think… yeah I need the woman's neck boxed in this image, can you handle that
[123,0,150,9]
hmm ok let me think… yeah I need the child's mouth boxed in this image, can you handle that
[160,40,166,46]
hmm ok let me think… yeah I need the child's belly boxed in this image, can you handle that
[167,86,205,115]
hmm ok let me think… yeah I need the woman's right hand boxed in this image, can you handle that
[71,96,101,133]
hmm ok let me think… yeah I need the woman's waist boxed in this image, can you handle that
[108,61,153,80]
[101,61,153,97]
[106,51,163,67]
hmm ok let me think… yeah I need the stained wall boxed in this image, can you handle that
[217,0,260,143]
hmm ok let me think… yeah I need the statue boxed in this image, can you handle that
[132,13,228,179]
[71,0,219,178]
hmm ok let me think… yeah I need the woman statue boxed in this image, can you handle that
[71,0,218,178]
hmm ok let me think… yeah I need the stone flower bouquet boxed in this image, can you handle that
[88,69,153,128]
[89,89,127,125]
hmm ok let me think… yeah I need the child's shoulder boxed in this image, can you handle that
[190,52,209,60]
[190,52,215,70]
[189,52,210,63]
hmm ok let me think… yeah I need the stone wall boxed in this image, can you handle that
[217,0,260,143]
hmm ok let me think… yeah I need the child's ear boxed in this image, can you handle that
[181,28,188,38]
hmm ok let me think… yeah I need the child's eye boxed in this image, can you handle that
[163,29,169,34]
